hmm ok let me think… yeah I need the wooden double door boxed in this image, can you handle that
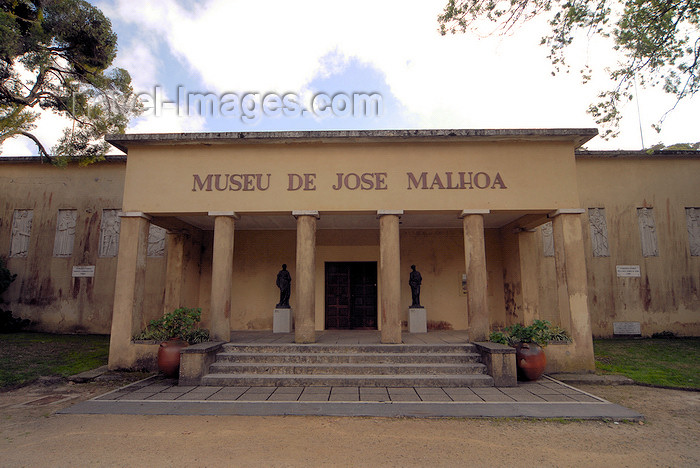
[325,262,378,329]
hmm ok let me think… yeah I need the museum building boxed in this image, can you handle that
[1,129,698,373]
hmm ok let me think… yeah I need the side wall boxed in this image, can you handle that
[0,160,165,334]
[575,156,700,336]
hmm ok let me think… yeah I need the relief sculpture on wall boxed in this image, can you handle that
[637,207,659,257]
[147,224,166,257]
[541,221,554,257]
[588,208,610,257]
[99,210,121,257]
[10,210,33,257]
[53,209,77,257]
[687,208,700,256]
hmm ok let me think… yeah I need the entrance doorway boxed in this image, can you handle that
[325,262,378,329]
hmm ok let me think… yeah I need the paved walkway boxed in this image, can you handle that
[60,375,643,420]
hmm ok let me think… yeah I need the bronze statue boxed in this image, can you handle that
[409,264,423,308]
[276,264,291,308]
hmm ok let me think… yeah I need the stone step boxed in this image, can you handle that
[221,343,477,354]
[214,351,482,365]
[200,373,495,388]
[201,341,493,387]
[208,362,487,376]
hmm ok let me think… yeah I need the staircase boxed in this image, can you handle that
[200,343,494,387]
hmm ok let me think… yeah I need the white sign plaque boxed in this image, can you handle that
[616,265,641,277]
[72,266,95,278]
[614,321,641,335]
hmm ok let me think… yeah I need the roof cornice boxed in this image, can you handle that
[105,128,599,153]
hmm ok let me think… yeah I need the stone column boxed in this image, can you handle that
[294,211,318,343]
[208,212,238,342]
[108,212,151,369]
[517,229,540,325]
[378,210,402,344]
[163,230,186,315]
[461,210,490,342]
[550,209,595,372]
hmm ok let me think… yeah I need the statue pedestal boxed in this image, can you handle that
[273,308,293,333]
[408,308,427,333]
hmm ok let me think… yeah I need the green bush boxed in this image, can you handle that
[133,307,210,344]
[0,257,28,332]
[0,308,31,333]
[0,257,17,300]
[489,319,571,347]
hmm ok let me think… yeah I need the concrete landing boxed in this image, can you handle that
[59,375,643,420]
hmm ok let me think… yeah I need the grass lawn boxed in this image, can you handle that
[594,338,700,390]
[0,332,110,389]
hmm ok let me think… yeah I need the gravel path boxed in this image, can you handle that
[0,379,698,467]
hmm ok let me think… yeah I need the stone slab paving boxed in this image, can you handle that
[59,375,643,420]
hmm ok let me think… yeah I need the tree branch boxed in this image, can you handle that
[17,131,52,163]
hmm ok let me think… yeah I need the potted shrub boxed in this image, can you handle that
[489,319,570,381]
[134,307,210,377]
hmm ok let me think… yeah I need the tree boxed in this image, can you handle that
[0,0,142,165]
[438,0,700,138]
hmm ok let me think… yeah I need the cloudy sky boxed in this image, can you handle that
[2,0,698,155]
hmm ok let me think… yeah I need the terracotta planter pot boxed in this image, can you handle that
[157,338,189,377]
[515,342,546,381]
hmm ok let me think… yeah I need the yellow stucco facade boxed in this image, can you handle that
[1,130,698,373]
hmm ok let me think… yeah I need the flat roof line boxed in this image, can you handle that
[575,149,700,159]
[105,128,599,153]
[0,155,127,164]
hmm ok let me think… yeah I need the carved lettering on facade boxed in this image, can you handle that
[287,173,316,191]
[541,221,554,257]
[588,208,610,257]
[10,209,33,257]
[99,210,121,258]
[53,209,77,257]
[331,172,387,191]
[637,207,659,257]
[686,207,700,256]
[406,172,507,190]
[147,224,166,257]
[191,171,508,192]
[192,173,271,191]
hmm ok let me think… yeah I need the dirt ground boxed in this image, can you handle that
[0,378,698,467]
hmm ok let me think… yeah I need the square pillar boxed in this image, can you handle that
[163,230,186,315]
[461,210,489,342]
[108,212,151,369]
[378,210,402,344]
[294,211,318,343]
[550,209,595,372]
[209,212,238,342]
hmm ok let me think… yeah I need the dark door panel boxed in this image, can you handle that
[325,262,377,329]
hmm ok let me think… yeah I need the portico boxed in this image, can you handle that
[106,129,598,373]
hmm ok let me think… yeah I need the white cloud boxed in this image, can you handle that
[113,40,161,92]
[128,111,206,134]
[103,0,648,146]
[0,137,34,157]
[0,109,73,157]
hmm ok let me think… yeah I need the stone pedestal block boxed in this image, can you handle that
[273,308,293,333]
[408,308,427,333]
